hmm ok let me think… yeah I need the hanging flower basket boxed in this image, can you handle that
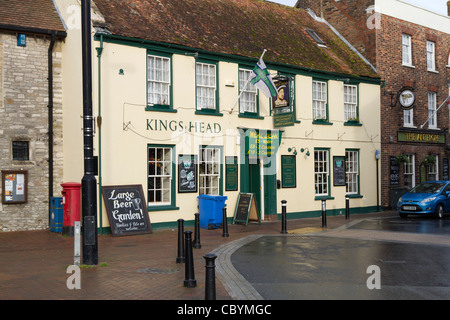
[395,154,409,164]
[423,155,436,166]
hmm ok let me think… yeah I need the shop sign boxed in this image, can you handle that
[146,119,221,134]
[397,131,445,144]
[246,129,281,157]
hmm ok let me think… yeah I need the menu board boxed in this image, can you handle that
[2,170,27,204]
[443,158,449,180]
[233,193,260,226]
[281,155,296,188]
[390,156,399,186]
[102,185,152,236]
[178,154,197,193]
[225,156,238,191]
[333,156,346,186]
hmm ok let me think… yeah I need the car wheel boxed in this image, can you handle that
[435,204,444,219]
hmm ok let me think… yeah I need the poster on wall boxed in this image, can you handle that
[2,170,28,204]
[102,185,152,236]
[178,154,197,193]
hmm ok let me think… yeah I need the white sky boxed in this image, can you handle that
[269,0,448,16]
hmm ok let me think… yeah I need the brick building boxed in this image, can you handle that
[296,0,450,209]
[0,0,66,231]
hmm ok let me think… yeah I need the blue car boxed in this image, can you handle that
[398,181,450,219]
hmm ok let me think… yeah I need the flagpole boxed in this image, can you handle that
[229,49,268,114]
[420,95,450,128]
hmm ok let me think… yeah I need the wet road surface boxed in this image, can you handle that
[231,216,450,299]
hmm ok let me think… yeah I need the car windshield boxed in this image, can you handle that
[409,182,446,194]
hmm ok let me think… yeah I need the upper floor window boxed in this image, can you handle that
[147,54,171,109]
[402,34,413,66]
[196,62,217,112]
[344,84,358,122]
[239,68,258,114]
[12,141,29,161]
[427,41,436,72]
[428,92,437,129]
[312,80,328,121]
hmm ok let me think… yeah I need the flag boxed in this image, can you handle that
[249,58,278,98]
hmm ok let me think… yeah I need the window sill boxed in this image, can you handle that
[427,69,439,74]
[346,194,363,199]
[402,63,415,69]
[238,113,264,120]
[195,110,223,117]
[145,105,177,113]
[148,205,180,212]
[313,120,333,125]
[315,196,335,201]
[344,121,362,127]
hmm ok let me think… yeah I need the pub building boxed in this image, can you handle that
[55,0,381,233]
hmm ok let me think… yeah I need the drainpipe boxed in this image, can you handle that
[96,35,104,234]
[48,31,56,226]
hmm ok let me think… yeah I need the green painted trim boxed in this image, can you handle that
[195,60,220,114]
[146,50,174,110]
[94,33,381,85]
[199,145,224,195]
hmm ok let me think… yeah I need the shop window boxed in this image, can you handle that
[427,155,439,180]
[314,149,329,197]
[312,80,328,122]
[196,62,219,114]
[199,146,222,195]
[148,145,175,208]
[146,53,172,111]
[344,84,358,122]
[12,141,29,161]
[404,154,415,189]
[239,68,258,115]
[345,150,359,195]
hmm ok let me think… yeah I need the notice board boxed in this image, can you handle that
[2,170,27,204]
[233,193,260,226]
[333,156,346,186]
[102,185,152,236]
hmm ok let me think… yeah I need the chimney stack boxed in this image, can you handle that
[448,1,450,16]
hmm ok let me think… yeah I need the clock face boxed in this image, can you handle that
[399,90,415,109]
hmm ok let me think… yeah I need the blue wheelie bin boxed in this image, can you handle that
[197,194,228,229]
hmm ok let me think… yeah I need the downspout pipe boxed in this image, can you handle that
[48,31,56,226]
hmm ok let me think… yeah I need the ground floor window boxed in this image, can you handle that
[314,149,329,196]
[427,155,439,180]
[199,146,222,195]
[148,145,174,207]
[345,150,359,194]
[404,154,415,189]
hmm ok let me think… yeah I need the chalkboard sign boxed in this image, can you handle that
[233,193,260,226]
[178,154,197,193]
[390,156,399,186]
[2,170,28,204]
[102,185,152,236]
[225,156,238,191]
[333,156,346,186]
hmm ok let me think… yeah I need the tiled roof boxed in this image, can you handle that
[93,0,378,79]
[0,0,66,34]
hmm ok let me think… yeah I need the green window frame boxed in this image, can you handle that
[146,51,175,113]
[238,67,262,119]
[345,149,360,196]
[147,144,178,211]
[195,60,222,116]
[344,84,359,124]
[199,145,223,195]
[312,79,330,124]
[314,148,333,200]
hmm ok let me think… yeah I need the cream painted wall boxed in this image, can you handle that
[55,0,381,227]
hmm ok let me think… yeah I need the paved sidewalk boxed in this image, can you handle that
[0,211,394,300]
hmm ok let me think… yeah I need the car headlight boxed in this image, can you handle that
[420,197,436,204]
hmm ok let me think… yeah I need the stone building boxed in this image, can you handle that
[0,0,66,231]
[296,0,450,209]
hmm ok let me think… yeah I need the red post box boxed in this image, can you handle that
[61,182,81,236]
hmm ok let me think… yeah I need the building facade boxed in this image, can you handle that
[0,1,66,231]
[296,0,450,209]
[49,0,381,232]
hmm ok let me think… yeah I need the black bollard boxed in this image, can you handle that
[176,219,185,263]
[183,230,196,288]
[222,205,229,237]
[345,196,350,220]
[281,200,287,234]
[193,213,201,249]
[321,199,327,228]
[204,253,217,300]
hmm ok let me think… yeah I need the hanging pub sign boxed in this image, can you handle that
[272,75,294,127]
[392,86,415,110]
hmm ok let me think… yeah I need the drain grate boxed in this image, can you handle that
[136,267,180,274]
